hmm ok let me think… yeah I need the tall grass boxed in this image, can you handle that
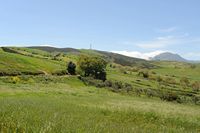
[0,76,200,132]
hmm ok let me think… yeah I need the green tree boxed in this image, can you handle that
[67,61,76,75]
[78,55,107,81]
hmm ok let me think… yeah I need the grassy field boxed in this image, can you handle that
[0,76,200,132]
[0,47,200,132]
[152,61,200,81]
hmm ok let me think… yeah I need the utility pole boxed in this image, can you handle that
[90,44,92,50]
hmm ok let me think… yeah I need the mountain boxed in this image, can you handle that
[151,52,188,62]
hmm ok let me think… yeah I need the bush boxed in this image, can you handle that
[124,83,133,93]
[138,69,149,78]
[95,70,106,81]
[131,67,139,72]
[145,89,157,98]
[190,64,196,69]
[192,81,200,92]
[67,61,76,75]
[104,80,113,87]
[11,76,20,84]
[151,71,156,74]
[79,77,133,93]
[192,96,200,105]
[180,77,190,89]
[79,77,105,88]
[164,77,176,84]
[159,91,178,102]
[112,81,123,90]
[148,74,157,81]
[135,88,143,96]
[156,76,163,82]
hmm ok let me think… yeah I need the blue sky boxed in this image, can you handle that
[0,0,200,60]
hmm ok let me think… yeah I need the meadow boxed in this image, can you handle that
[0,76,200,132]
[0,47,200,132]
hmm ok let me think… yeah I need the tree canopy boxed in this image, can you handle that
[78,55,107,81]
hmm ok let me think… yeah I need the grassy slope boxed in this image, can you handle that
[0,50,65,74]
[152,61,200,81]
[0,76,200,132]
[29,46,155,68]
[0,47,200,132]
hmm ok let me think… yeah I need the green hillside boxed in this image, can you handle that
[29,46,155,68]
[0,48,65,75]
[0,46,200,132]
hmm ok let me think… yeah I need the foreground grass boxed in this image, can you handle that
[0,76,200,132]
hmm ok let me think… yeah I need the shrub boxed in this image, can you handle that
[192,81,200,92]
[124,83,133,93]
[148,74,157,81]
[104,80,113,87]
[67,61,76,75]
[112,81,123,90]
[192,96,200,105]
[145,89,157,98]
[156,76,163,82]
[79,76,134,94]
[159,91,178,102]
[190,64,196,69]
[138,69,149,78]
[164,77,176,84]
[11,76,20,84]
[180,77,190,89]
[151,71,156,74]
[95,70,106,81]
[131,67,139,72]
[135,88,143,96]
[79,77,105,88]
[123,71,128,74]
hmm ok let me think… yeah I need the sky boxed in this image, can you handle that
[0,0,200,60]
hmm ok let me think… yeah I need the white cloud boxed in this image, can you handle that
[111,50,166,60]
[39,44,56,47]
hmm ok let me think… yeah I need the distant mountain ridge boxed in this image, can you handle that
[151,52,188,62]
[28,46,80,53]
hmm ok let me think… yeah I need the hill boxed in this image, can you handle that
[0,46,200,132]
[28,46,80,53]
[151,52,187,62]
[29,46,155,68]
[0,46,155,76]
[0,47,65,76]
